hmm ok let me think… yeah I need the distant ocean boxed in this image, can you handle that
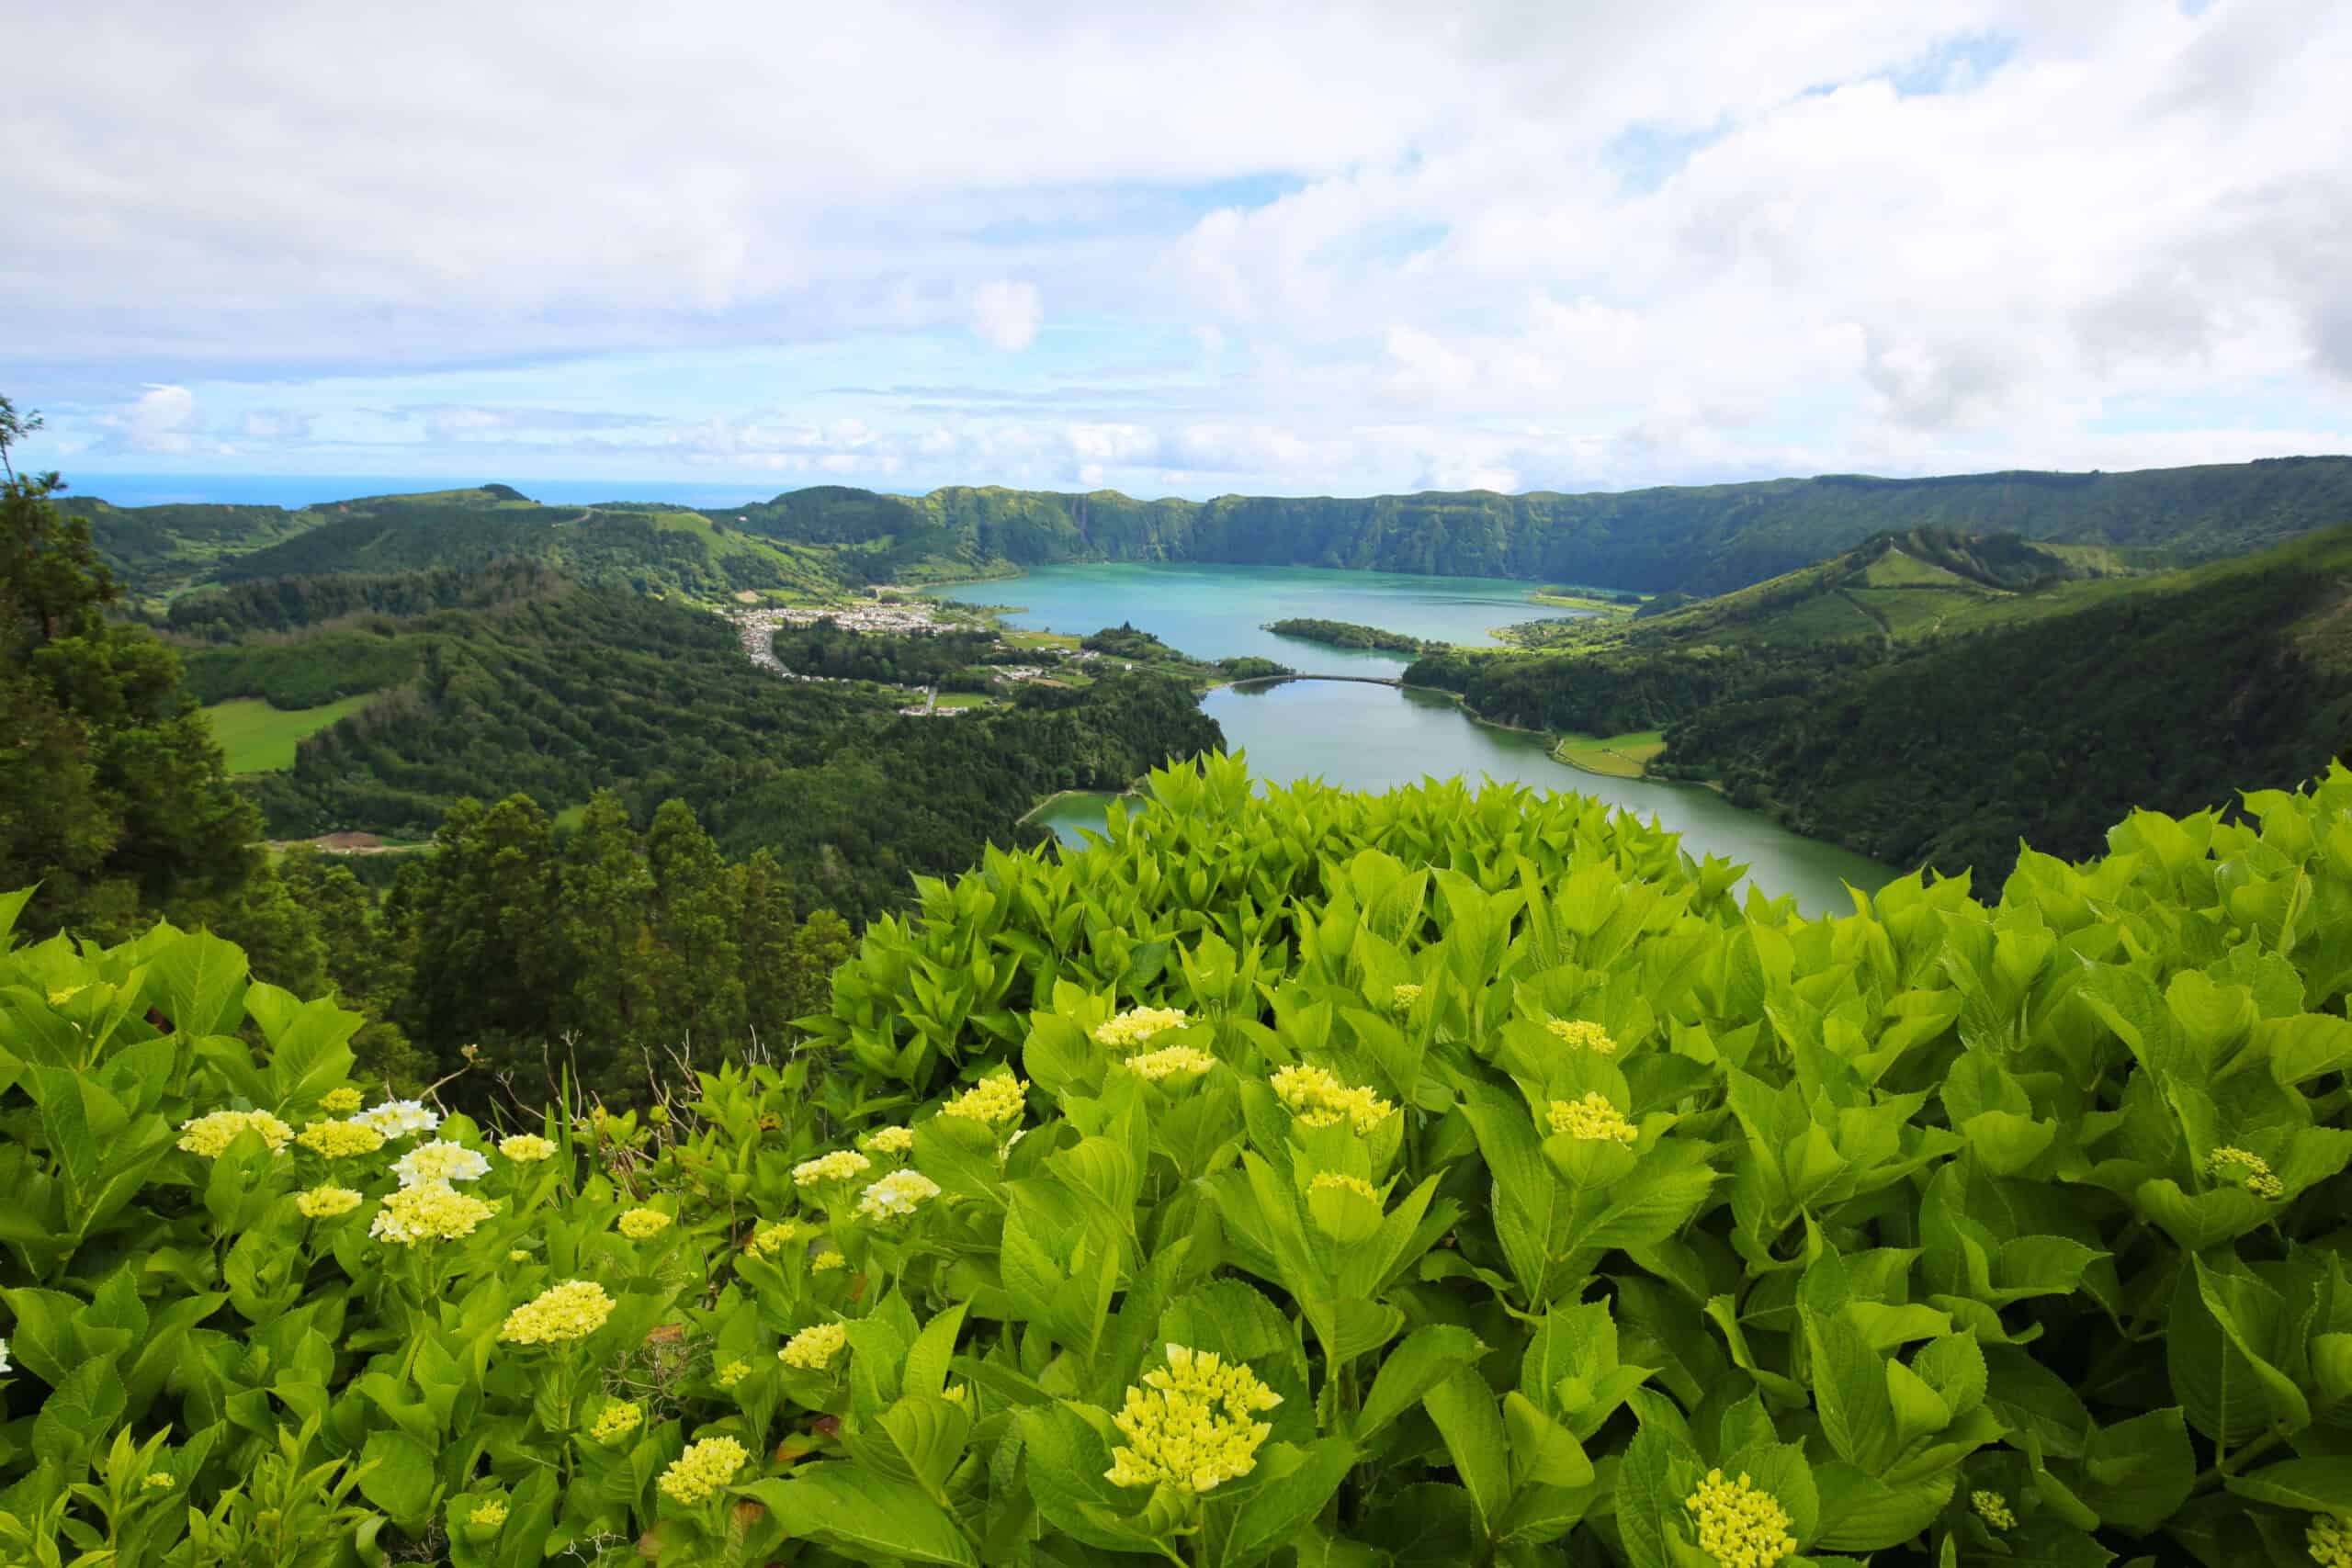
[62,474,795,510]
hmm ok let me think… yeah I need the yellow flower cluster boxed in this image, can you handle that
[507,1249,533,1263]
[319,1087,366,1115]
[857,1169,942,1221]
[1684,1470,1797,1567]
[369,1180,498,1246]
[143,1472,174,1490]
[942,1384,968,1406]
[176,1110,294,1158]
[1547,1018,1617,1054]
[295,1185,362,1219]
[1972,1490,2017,1530]
[1126,1043,1219,1082]
[860,1124,915,1156]
[500,1280,616,1345]
[716,1359,751,1388]
[1390,983,1423,1010]
[296,1120,384,1159]
[792,1150,872,1188]
[2312,1517,2352,1568]
[1093,1006,1189,1049]
[590,1402,644,1443]
[617,1208,673,1239]
[1308,1171,1380,1202]
[812,1250,848,1273]
[1271,1065,1394,1134]
[392,1140,490,1188]
[469,1498,508,1529]
[500,1134,557,1163]
[2208,1145,2285,1200]
[751,1220,813,1256]
[657,1436,749,1506]
[779,1322,849,1370]
[1104,1344,1283,1495]
[1548,1091,1638,1144]
[943,1074,1028,1125]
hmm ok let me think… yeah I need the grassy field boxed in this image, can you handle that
[933,690,996,709]
[1554,728,1668,778]
[202,695,378,773]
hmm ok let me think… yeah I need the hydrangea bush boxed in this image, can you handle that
[3,754,2351,1565]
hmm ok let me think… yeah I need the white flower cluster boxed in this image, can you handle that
[392,1140,492,1188]
[351,1100,440,1139]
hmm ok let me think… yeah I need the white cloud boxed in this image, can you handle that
[6,0,2348,495]
[969,280,1043,352]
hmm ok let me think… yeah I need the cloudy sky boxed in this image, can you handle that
[6,0,2348,502]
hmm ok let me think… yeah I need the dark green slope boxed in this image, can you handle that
[1665,524,2352,883]
[721,456,2352,595]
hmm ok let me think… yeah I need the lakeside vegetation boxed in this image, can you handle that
[1408,525,2352,881]
[1264,616,1435,654]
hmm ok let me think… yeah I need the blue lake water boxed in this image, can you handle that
[975,563,1896,915]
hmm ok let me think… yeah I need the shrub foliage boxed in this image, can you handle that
[4,753,2350,1566]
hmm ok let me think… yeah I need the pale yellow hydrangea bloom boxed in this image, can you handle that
[1546,1018,1617,1055]
[1684,1470,1797,1568]
[1126,1043,1218,1083]
[779,1322,849,1371]
[2208,1145,2286,1200]
[857,1169,941,1221]
[1973,1490,2017,1531]
[319,1087,366,1115]
[297,1120,385,1159]
[617,1208,673,1240]
[1093,1006,1189,1049]
[392,1140,490,1188]
[1308,1171,1380,1202]
[295,1185,363,1220]
[499,1134,557,1163]
[942,1384,968,1406]
[142,1472,173,1490]
[751,1220,813,1256]
[715,1359,751,1389]
[942,1074,1028,1126]
[589,1402,644,1443]
[1105,1344,1283,1494]
[1390,983,1423,1010]
[859,1124,915,1156]
[792,1150,872,1188]
[507,1249,533,1263]
[176,1110,294,1158]
[2312,1516,2352,1568]
[657,1436,748,1506]
[500,1280,616,1345]
[811,1250,848,1273]
[469,1498,508,1529]
[368,1180,498,1245]
[1271,1064,1394,1134]
[1548,1091,1637,1144]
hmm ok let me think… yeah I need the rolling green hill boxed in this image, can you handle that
[1410,522,2352,884]
[74,454,2352,608]
[715,457,2352,595]
[69,485,842,607]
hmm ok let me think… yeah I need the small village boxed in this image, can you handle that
[726,599,1127,713]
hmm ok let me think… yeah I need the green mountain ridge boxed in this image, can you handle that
[1409,519,2352,882]
[72,453,2352,606]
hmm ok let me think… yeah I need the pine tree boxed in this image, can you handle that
[398,795,560,1077]
[0,395,261,938]
[553,791,656,1098]
[644,797,746,1052]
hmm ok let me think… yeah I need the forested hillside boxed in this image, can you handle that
[72,454,2352,607]
[718,457,2352,595]
[1408,524,2352,882]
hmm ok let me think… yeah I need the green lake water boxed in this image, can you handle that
[966,565,1895,914]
